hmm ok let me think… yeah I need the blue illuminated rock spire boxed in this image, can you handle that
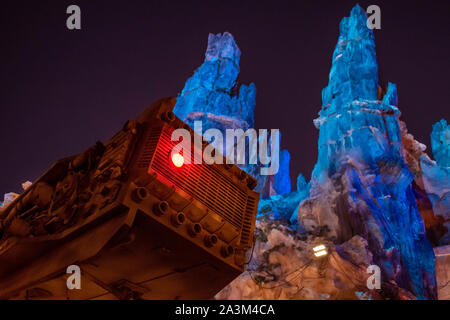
[173,32,291,198]
[321,5,378,109]
[299,5,436,299]
[174,32,256,127]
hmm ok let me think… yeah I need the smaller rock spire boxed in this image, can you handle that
[431,119,450,167]
[173,32,256,126]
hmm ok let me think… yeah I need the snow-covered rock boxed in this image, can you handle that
[216,218,415,300]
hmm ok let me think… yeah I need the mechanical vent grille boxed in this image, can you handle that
[150,126,248,231]
[240,195,257,247]
[137,126,162,168]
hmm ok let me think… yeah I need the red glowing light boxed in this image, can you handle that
[171,153,184,168]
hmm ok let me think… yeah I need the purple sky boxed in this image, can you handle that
[1,0,449,194]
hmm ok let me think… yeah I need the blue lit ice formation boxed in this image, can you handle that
[321,4,378,111]
[173,32,291,197]
[274,149,292,195]
[258,173,310,222]
[172,7,440,299]
[421,119,450,245]
[431,119,450,168]
[174,32,256,128]
[298,5,436,299]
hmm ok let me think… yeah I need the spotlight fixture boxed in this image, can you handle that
[313,244,328,257]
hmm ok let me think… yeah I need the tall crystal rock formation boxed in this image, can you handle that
[173,32,291,197]
[298,5,436,299]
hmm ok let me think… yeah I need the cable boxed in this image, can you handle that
[248,259,313,290]
[438,279,450,289]
[244,237,256,265]
[329,253,360,287]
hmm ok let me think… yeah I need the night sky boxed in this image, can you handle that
[1,0,449,195]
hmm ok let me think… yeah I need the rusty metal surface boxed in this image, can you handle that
[0,97,259,300]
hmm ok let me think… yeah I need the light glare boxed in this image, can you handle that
[314,250,328,257]
[313,244,326,252]
[171,153,184,168]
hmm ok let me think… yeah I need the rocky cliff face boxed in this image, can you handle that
[420,120,450,245]
[219,5,442,300]
[434,245,450,299]
[400,118,450,246]
[216,217,416,300]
